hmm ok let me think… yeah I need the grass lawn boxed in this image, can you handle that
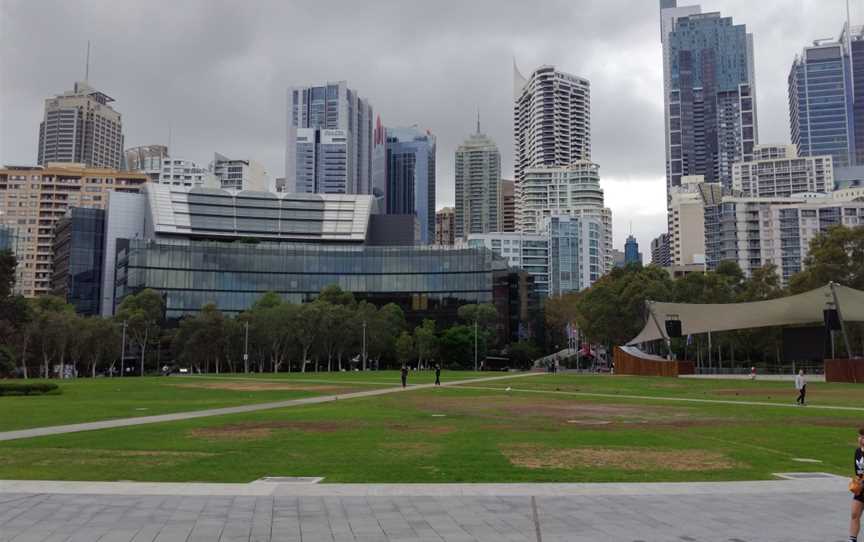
[467,373,864,407]
[0,370,484,432]
[0,373,860,484]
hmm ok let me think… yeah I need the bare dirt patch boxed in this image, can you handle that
[0,448,217,469]
[188,420,356,441]
[502,444,738,472]
[386,423,455,436]
[170,381,352,393]
[379,442,441,457]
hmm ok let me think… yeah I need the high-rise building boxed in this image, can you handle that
[660,2,757,194]
[124,145,168,180]
[454,123,501,240]
[650,233,672,267]
[125,147,211,188]
[435,207,455,246]
[38,82,125,169]
[669,175,723,266]
[517,163,613,274]
[285,81,373,195]
[501,179,516,232]
[375,126,436,244]
[209,153,269,191]
[789,24,864,168]
[469,215,607,298]
[732,144,833,197]
[703,193,864,284]
[624,235,642,265]
[51,207,106,315]
[0,164,147,297]
[514,64,591,228]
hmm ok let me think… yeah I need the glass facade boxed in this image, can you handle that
[664,11,757,191]
[789,42,855,167]
[115,240,527,328]
[51,208,106,315]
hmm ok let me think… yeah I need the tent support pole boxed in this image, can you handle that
[830,282,854,359]
[647,301,672,360]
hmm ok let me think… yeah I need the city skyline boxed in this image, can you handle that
[0,0,861,254]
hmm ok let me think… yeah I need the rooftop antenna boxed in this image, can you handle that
[476,108,481,134]
[84,41,90,82]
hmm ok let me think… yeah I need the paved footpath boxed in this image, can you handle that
[0,372,541,443]
[0,479,851,541]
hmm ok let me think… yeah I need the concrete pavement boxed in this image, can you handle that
[0,479,851,541]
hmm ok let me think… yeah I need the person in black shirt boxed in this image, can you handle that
[434,364,441,386]
[849,427,864,542]
[400,365,408,388]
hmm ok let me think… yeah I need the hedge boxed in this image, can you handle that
[0,382,60,396]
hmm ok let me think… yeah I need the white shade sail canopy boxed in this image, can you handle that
[628,284,864,345]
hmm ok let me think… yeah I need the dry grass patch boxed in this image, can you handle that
[170,381,352,393]
[188,420,356,441]
[379,441,441,457]
[0,448,216,469]
[502,444,739,472]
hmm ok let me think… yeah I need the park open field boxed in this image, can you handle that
[0,372,861,484]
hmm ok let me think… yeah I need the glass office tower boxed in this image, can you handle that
[660,2,758,194]
[789,25,862,168]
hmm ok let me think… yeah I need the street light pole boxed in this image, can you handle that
[119,320,127,377]
[362,320,367,371]
[474,318,478,372]
[244,320,250,374]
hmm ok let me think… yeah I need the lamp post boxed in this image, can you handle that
[474,318,478,372]
[243,320,249,374]
[362,320,367,371]
[119,320,127,377]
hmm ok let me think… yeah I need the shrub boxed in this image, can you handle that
[0,382,60,396]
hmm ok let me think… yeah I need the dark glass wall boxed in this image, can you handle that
[115,240,534,332]
[52,208,105,315]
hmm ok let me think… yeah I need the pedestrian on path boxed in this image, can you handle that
[848,427,864,542]
[434,364,441,386]
[401,364,408,388]
[795,369,807,405]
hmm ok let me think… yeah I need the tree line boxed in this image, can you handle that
[0,255,541,377]
[545,225,864,365]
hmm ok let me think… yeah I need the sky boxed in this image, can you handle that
[0,0,860,257]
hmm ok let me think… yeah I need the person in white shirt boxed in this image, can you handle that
[795,369,807,406]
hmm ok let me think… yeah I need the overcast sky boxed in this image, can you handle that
[1,0,860,255]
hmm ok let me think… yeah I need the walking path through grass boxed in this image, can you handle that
[456,384,864,412]
[0,372,542,443]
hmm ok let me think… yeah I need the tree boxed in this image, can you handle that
[508,341,541,370]
[395,331,415,365]
[672,271,734,304]
[738,264,782,302]
[438,326,475,369]
[115,289,164,376]
[457,304,497,331]
[174,304,226,373]
[574,265,674,348]
[0,250,16,299]
[317,284,356,307]
[544,292,581,353]
[789,225,864,292]
[295,302,323,372]
[28,296,74,378]
[414,319,438,369]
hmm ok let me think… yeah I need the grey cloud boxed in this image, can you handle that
[1,0,859,252]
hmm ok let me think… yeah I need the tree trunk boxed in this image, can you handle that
[20,340,29,379]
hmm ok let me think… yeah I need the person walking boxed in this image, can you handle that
[795,369,807,406]
[400,364,408,388]
[434,364,441,386]
[848,427,864,542]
